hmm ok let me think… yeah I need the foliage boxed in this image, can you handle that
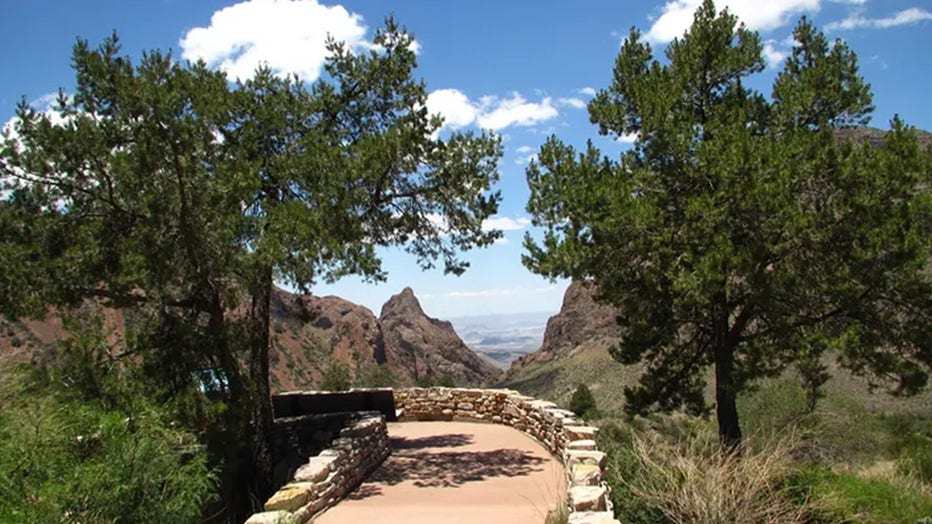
[597,422,670,524]
[0,18,502,515]
[0,363,215,524]
[319,361,352,391]
[356,364,397,388]
[598,418,811,524]
[569,383,598,419]
[523,0,932,444]
[787,466,932,523]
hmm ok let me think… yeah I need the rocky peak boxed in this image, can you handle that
[379,286,424,319]
[378,287,500,386]
[507,280,622,375]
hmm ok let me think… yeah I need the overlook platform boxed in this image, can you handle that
[315,421,566,524]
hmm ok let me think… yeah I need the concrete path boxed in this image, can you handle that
[315,421,566,524]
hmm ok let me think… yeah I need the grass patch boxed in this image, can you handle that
[789,466,932,523]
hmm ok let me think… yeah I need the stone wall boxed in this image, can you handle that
[248,387,620,524]
[395,387,620,524]
[247,412,390,524]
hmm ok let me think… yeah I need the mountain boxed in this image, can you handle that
[499,281,640,412]
[378,287,501,386]
[0,287,498,391]
[507,280,622,373]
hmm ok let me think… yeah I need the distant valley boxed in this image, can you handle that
[447,311,552,368]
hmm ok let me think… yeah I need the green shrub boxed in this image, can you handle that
[570,384,598,420]
[621,428,809,523]
[0,367,215,524]
[788,465,932,523]
[356,364,397,388]
[897,434,932,484]
[596,423,669,524]
[319,361,352,391]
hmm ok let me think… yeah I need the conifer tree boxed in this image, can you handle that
[524,1,931,446]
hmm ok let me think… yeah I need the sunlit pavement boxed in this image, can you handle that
[314,421,566,524]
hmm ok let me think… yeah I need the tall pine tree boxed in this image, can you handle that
[523,1,931,446]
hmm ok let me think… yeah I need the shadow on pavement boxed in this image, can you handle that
[390,433,474,450]
[365,448,549,491]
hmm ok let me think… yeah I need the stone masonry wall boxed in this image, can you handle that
[248,387,620,524]
[395,387,621,524]
[247,412,390,524]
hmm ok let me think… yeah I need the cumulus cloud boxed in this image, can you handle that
[617,132,638,144]
[426,89,559,132]
[179,0,370,81]
[579,87,597,97]
[558,97,587,109]
[644,0,820,42]
[763,40,789,67]
[425,89,478,128]
[514,146,538,165]
[476,93,558,130]
[826,7,932,31]
[482,216,532,232]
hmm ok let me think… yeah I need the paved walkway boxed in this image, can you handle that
[315,421,566,524]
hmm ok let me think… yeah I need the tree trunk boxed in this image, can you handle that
[713,292,742,449]
[714,340,742,449]
[247,264,275,510]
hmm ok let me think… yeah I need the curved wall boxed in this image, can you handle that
[248,387,620,524]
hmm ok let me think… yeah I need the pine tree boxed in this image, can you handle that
[523,1,932,447]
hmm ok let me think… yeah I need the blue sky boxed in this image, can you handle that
[2,0,930,318]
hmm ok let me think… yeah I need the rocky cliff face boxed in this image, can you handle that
[507,281,622,375]
[0,287,497,391]
[267,289,385,391]
[379,287,501,386]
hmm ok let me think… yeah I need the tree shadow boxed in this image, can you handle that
[367,448,549,489]
[345,483,383,500]
[390,433,474,450]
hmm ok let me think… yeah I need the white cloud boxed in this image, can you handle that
[514,153,538,166]
[425,89,477,129]
[482,216,532,232]
[493,236,510,245]
[476,93,558,131]
[558,97,587,109]
[426,89,559,132]
[179,0,370,81]
[515,145,534,154]
[579,87,597,97]
[644,0,820,43]
[826,7,932,31]
[617,132,638,144]
[763,40,788,67]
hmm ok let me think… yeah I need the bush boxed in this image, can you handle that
[630,431,811,523]
[597,423,669,524]
[0,365,215,524]
[319,361,352,391]
[570,384,598,420]
[356,364,397,388]
[897,434,932,484]
[788,465,932,523]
